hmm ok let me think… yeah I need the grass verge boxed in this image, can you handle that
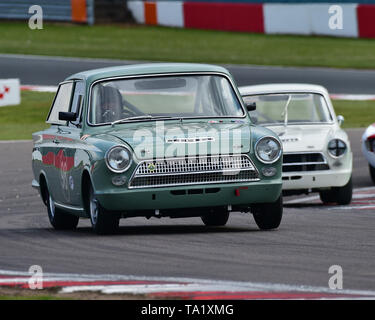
[2,22,375,69]
[333,100,375,128]
[0,92,372,140]
[0,286,149,300]
[0,91,53,140]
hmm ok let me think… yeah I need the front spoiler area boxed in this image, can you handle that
[282,168,352,190]
[96,180,282,212]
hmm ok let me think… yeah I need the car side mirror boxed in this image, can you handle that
[59,112,77,122]
[246,102,256,112]
[337,115,345,126]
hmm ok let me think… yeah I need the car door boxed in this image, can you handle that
[54,80,85,206]
[45,81,75,205]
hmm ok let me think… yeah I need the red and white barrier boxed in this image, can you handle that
[158,1,184,27]
[127,1,375,39]
[264,4,358,37]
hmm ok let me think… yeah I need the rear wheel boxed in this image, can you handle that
[88,185,119,235]
[201,207,229,227]
[319,176,352,205]
[45,188,79,230]
[252,196,283,230]
[370,165,375,184]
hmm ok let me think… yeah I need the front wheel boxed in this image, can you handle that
[252,196,283,230]
[319,176,352,205]
[370,165,375,184]
[88,185,119,235]
[201,207,229,227]
[46,189,79,230]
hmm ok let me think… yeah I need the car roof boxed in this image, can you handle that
[66,63,231,83]
[239,83,329,96]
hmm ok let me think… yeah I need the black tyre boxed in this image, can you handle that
[370,165,375,184]
[252,196,283,230]
[319,189,336,204]
[319,176,353,205]
[45,189,79,230]
[335,176,353,205]
[201,207,229,227]
[88,185,119,235]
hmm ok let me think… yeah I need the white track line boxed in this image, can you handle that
[21,85,57,92]
[284,186,375,205]
[330,94,375,101]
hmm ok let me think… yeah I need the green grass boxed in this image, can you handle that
[333,100,375,128]
[0,295,63,300]
[0,92,372,140]
[0,91,53,140]
[2,22,375,69]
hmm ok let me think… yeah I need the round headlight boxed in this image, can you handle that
[255,137,282,164]
[328,139,347,157]
[105,146,132,173]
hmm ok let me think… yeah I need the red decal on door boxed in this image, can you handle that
[42,150,74,172]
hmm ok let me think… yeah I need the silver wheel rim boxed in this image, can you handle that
[89,191,99,225]
[48,195,55,218]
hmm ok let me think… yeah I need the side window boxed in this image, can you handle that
[69,81,85,127]
[46,82,74,125]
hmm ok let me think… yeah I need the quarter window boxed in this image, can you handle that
[47,82,74,125]
[69,81,85,126]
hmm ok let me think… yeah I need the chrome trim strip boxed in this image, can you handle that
[283,162,327,166]
[134,168,256,178]
[54,202,84,212]
[129,177,260,189]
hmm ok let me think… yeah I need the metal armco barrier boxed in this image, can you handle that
[0,0,94,25]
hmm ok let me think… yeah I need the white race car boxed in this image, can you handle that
[362,123,375,184]
[240,84,353,205]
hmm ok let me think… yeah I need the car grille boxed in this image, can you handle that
[129,155,259,188]
[282,152,329,172]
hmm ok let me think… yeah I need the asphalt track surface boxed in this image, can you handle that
[2,53,375,94]
[0,129,374,292]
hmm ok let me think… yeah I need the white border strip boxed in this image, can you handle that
[1,269,375,297]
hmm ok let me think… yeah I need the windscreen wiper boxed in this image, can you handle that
[111,115,175,126]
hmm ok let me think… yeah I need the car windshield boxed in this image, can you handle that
[89,74,244,125]
[242,93,333,126]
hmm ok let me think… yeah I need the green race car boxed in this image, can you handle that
[32,63,283,234]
